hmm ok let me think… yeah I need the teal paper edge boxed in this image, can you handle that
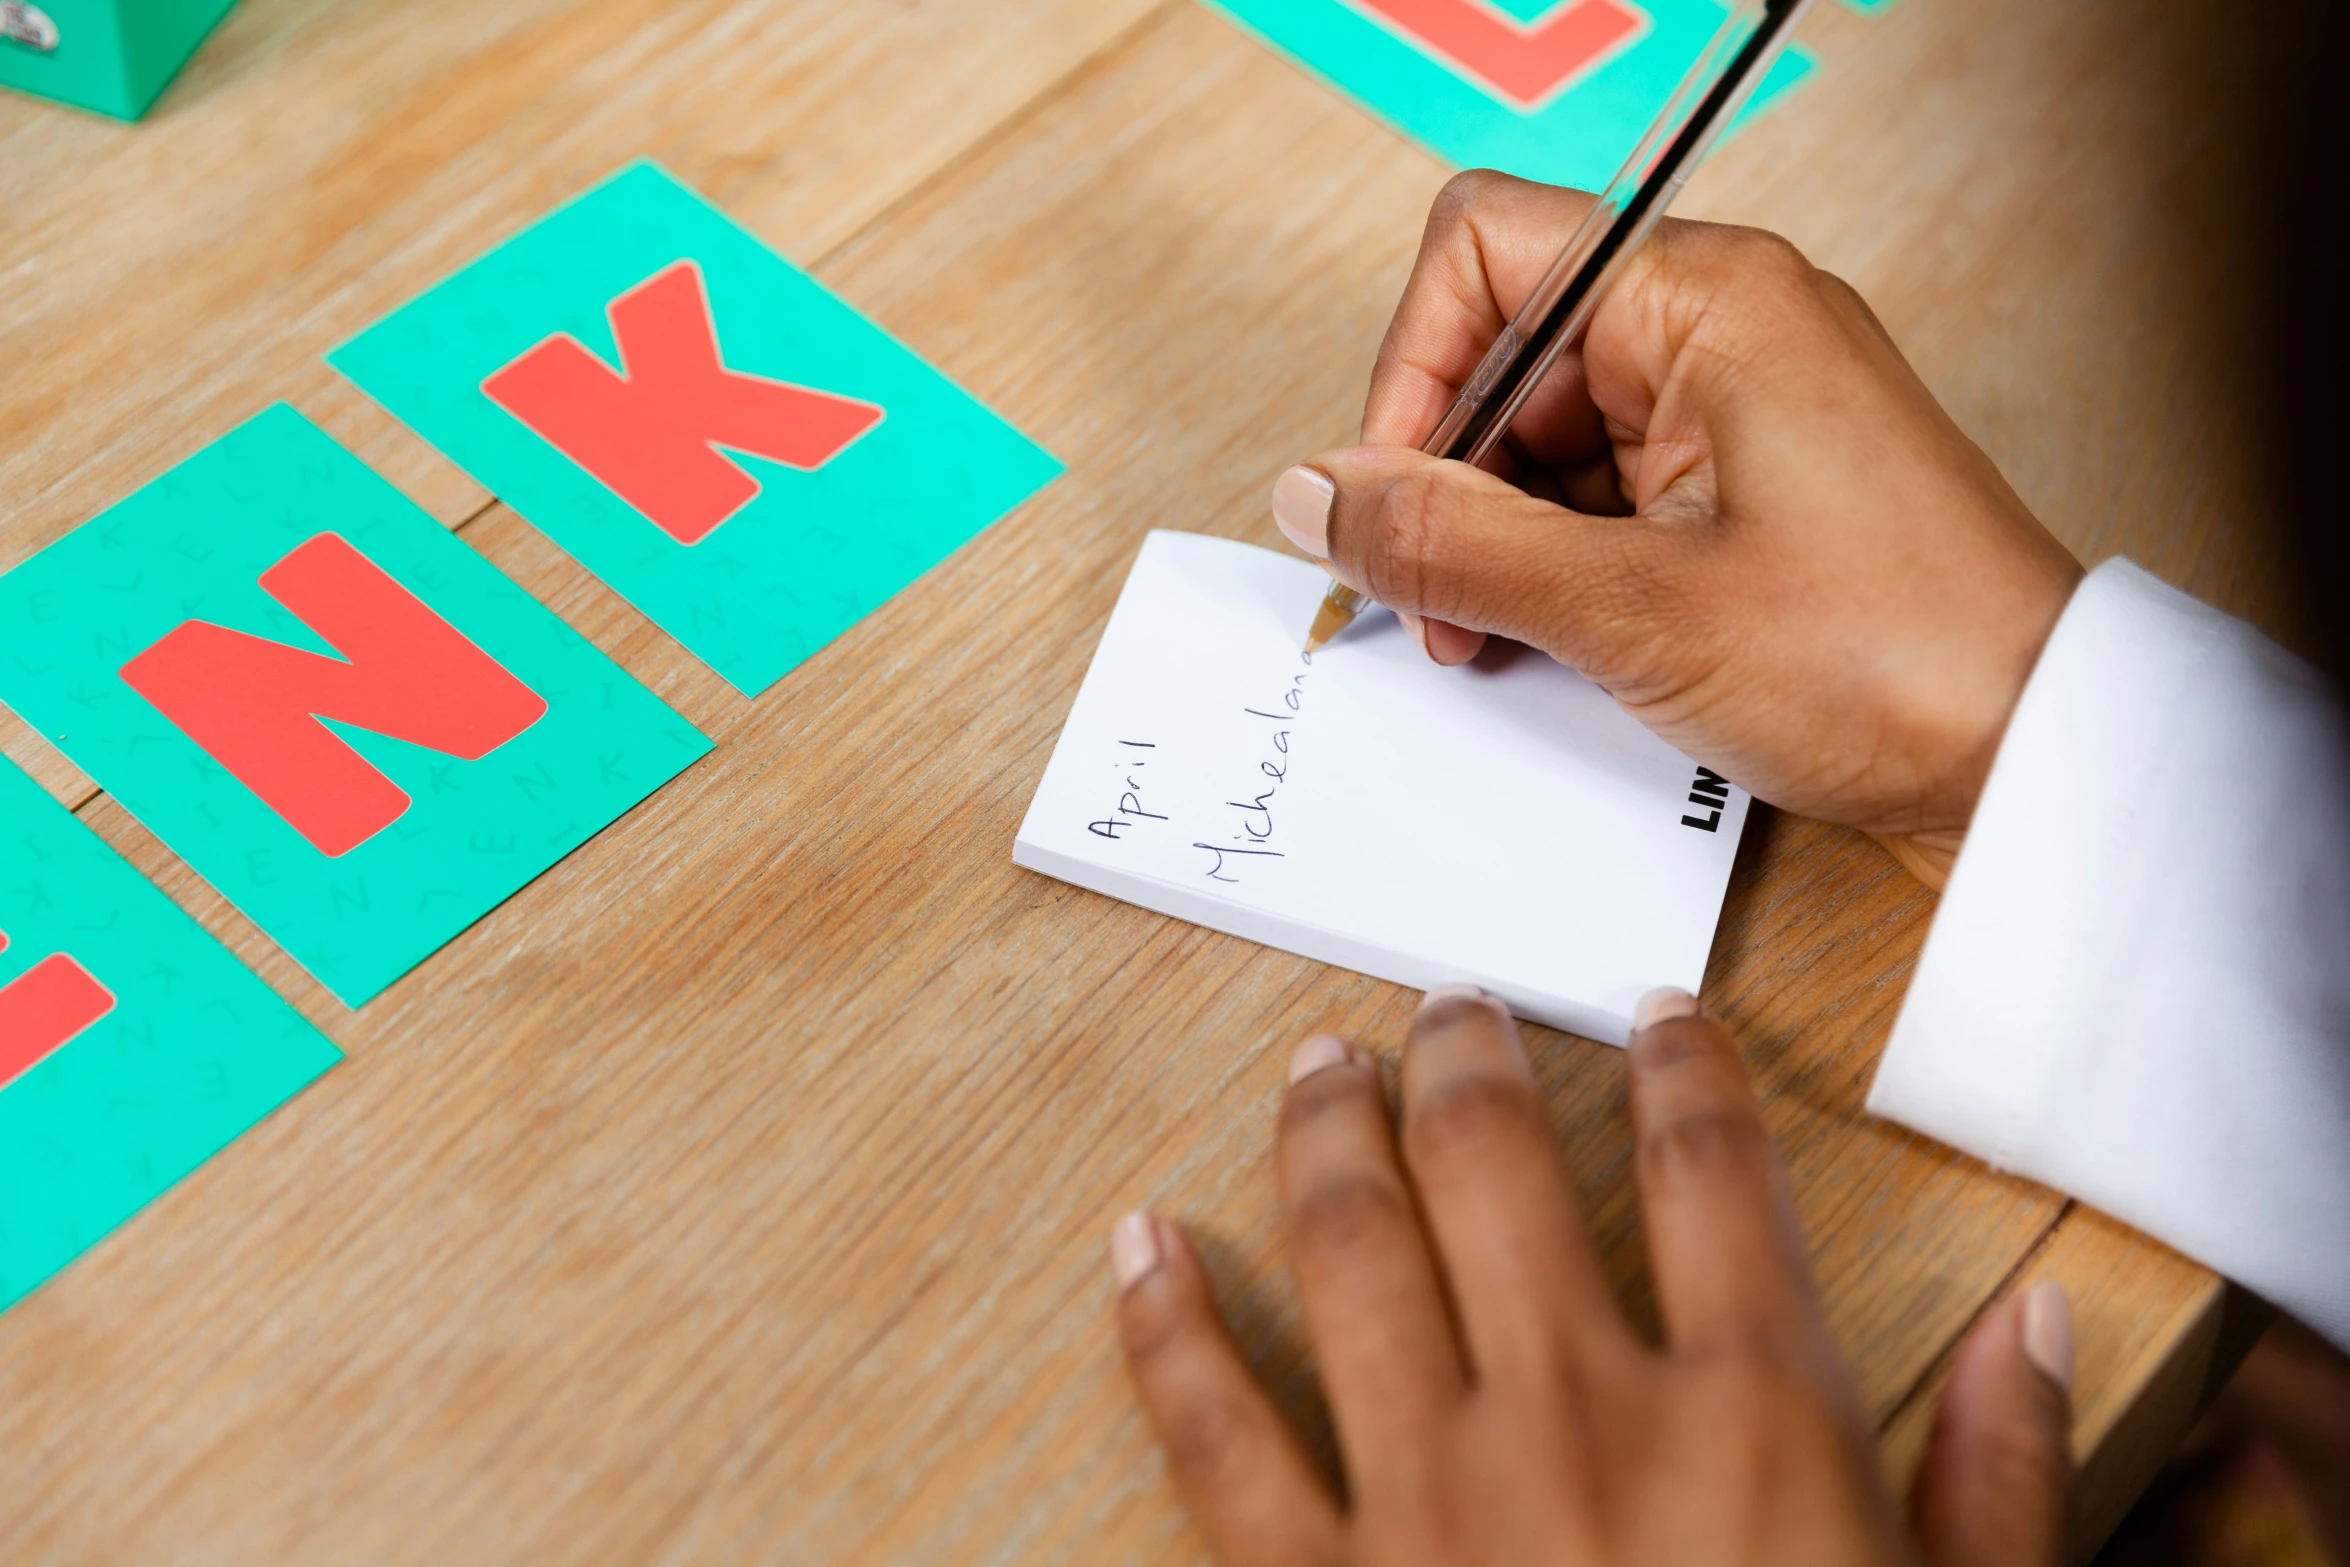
[0,754,340,1314]
[328,161,1065,699]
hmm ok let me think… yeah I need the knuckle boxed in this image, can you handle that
[1699,1358,1789,1425]
[1814,266,1869,315]
[1405,1072,1544,1169]
[1815,269,1899,347]
[1638,1104,1772,1193]
[1970,1408,2076,1506]
[1157,1391,1259,1487]
[1629,1014,1729,1073]
[1118,1279,1194,1367]
[1722,225,1814,286]
[1692,228,1828,342]
[1361,469,1446,609]
[1278,1064,1371,1139]
[1289,1171,1416,1262]
[1431,167,1506,228]
[1415,991,1502,1033]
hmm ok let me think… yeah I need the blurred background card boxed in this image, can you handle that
[0,0,240,120]
[1196,0,1813,191]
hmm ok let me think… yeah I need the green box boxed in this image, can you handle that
[0,0,239,121]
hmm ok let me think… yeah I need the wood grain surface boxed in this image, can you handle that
[0,0,2286,1561]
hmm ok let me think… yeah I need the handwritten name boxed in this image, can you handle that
[1197,653,1310,884]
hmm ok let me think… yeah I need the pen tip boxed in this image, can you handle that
[1303,595,1353,654]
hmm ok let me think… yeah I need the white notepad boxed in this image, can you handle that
[1015,532,1751,1043]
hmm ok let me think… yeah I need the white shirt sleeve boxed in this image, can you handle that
[1867,559,2350,1351]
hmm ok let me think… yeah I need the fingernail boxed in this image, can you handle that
[2021,1281,2074,1392]
[1634,986,1704,1033]
[1399,611,1433,657]
[1271,465,1336,560]
[1419,983,1504,1017]
[1111,1211,1164,1291]
[1288,1033,1352,1084]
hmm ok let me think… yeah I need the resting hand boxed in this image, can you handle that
[1112,988,2075,1567]
[1269,173,2083,887]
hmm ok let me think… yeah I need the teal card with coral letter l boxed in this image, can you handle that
[330,161,1064,699]
[1195,0,1813,194]
[0,755,340,1314]
[0,405,713,1008]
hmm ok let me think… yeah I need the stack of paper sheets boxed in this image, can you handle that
[1016,532,1751,1043]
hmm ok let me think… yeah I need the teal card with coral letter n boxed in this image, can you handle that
[0,405,713,1008]
[0,755,341,1315]
[329,161,1064,698]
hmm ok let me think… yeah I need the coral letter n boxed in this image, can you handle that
[482,260,884,545]
[120,534,548,858]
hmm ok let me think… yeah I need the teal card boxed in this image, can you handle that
[330,162,1064,698]
[0,755,340,1314]
[0,405,713,1007]
[1197,0,1813,192]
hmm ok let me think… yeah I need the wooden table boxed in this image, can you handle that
[0,1,2292,1560]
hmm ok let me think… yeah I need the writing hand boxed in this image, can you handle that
[1112,987,2075,1566]
[1268,172,2083,887]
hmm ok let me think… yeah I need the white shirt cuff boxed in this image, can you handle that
[1867,559,2350,1349]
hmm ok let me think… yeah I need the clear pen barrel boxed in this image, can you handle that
[1423,0,1813,467]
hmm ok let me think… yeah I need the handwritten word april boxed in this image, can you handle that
[1088,739,1166,840]
[1197,653,1310,885]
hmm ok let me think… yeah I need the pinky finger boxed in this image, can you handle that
[1114,1214,1345,1567]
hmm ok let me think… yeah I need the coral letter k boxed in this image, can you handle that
[483,261,884,546]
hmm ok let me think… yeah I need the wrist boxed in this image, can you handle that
[1883,550,2084,895]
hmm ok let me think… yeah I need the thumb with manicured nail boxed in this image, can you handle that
[1269,445,1686,672]
[1911,1280,2076,1567]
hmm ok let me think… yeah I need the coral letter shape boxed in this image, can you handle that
[1356,0,1644,107]
[120,534,549,858]
[0,933,115,1092]
[482,260,885,545]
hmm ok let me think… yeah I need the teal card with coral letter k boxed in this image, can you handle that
[330,161,1064,697]
[0,405,712,1008]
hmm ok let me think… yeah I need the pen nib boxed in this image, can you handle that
[1303,593,1356,654]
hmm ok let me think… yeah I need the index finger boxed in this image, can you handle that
[1362,171,1608,465]
[1625,989,1835,1369]
[1398,988,1637,1381]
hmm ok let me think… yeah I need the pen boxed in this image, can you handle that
[1302,0,1817,653]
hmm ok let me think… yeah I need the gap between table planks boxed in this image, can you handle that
[0,0,2284,1561]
